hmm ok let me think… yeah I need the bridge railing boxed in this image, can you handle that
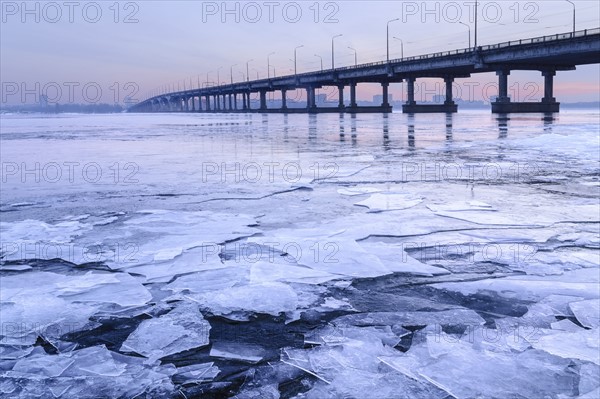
[139,27,599,104]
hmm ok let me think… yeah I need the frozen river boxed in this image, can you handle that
[1,110,599,398]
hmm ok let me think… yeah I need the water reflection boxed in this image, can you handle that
[496,114,509,139]
[445,113,453,142]
[350,114,357,146]
[283,114,289,142]
[339,113,345,142]
[542,113,555,133]
[308,114,317,142]
[407,113,415,150]
[382,114,390,151]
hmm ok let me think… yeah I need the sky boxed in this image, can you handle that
[1,0,599,105]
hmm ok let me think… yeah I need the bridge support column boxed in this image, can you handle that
[260,90,267,111]
[307,87,316,111]
[403,77,457,113]
[542,70,556,103]
[497,70,510,103]
[281,89,287,110]
[242,93,247,110]
[222,94,227,110]
[381,82,390,107]
[206,95,211,112]
[349,83,357,108]
[233,93,238,110]
[247,93,252,110]
[338,85,345,109]
[184,97,189,112]
[492,70,559,113]
[444,77,455,106]
[191,97,196,111]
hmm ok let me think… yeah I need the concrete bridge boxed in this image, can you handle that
[129,28,600,114]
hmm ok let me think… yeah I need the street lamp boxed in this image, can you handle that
[348,46,357,66]
[387,18,399,62]
[474,1,478,48]
[205,71,212,87]
[217,66,223,86]
[246,59,253,82]
[267,52,275,79]
[458,21,471,48]
[393,37,404,59]
[314,54,323,71]
[230,64,238,84]
[331,34,343,69]
[565,0,575,34]
[294,45,304,75]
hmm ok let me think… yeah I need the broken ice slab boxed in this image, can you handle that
[550,319,583,332]
[4,345,176,398]
[336,187,382,196]
[210,341,269,363]
[1,270,150,346]
[120,302,210,361]
[532,328,600,365]
[119,210,261,265]
[354,193,423,212]
[0,218,91,247]
[569,299,600,328]
[381,330,580,399]
[232,384,280,399]
[433,267,600,302]
[164,266,249,294]
[249,234,393,279]
[249,260,339,285]
[332,309,486,329]
[120,245,228,283]
[173,362,220,384]
[357,241,449,276]
[304,325,408,348]
[282,338,449,399]
[187,282,298,319]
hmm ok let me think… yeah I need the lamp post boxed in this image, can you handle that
[458,21,471,48]
[331,34,343,69]
[230,64,238,84]
[217,66,223,86]
[294,45,304,75]
[393,37,404,59]
[267,52,275,79]
[565,0,575,34]
[387,18,399,62]
[348,46,357,66]
[474,1,478,48]
[205,71,212,88]
[246,59,253,82]
[314,54,323,71]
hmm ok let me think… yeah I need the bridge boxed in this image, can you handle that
[129,28,600,114]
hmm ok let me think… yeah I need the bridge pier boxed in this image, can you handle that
[222,94,227,110]
[281,89,287,110]
[492,69,560,113]
[260,90,267,111]
[306,87,316,111]
[349,83,357,108]
[338,85,345,109]
[403,77,457,113]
